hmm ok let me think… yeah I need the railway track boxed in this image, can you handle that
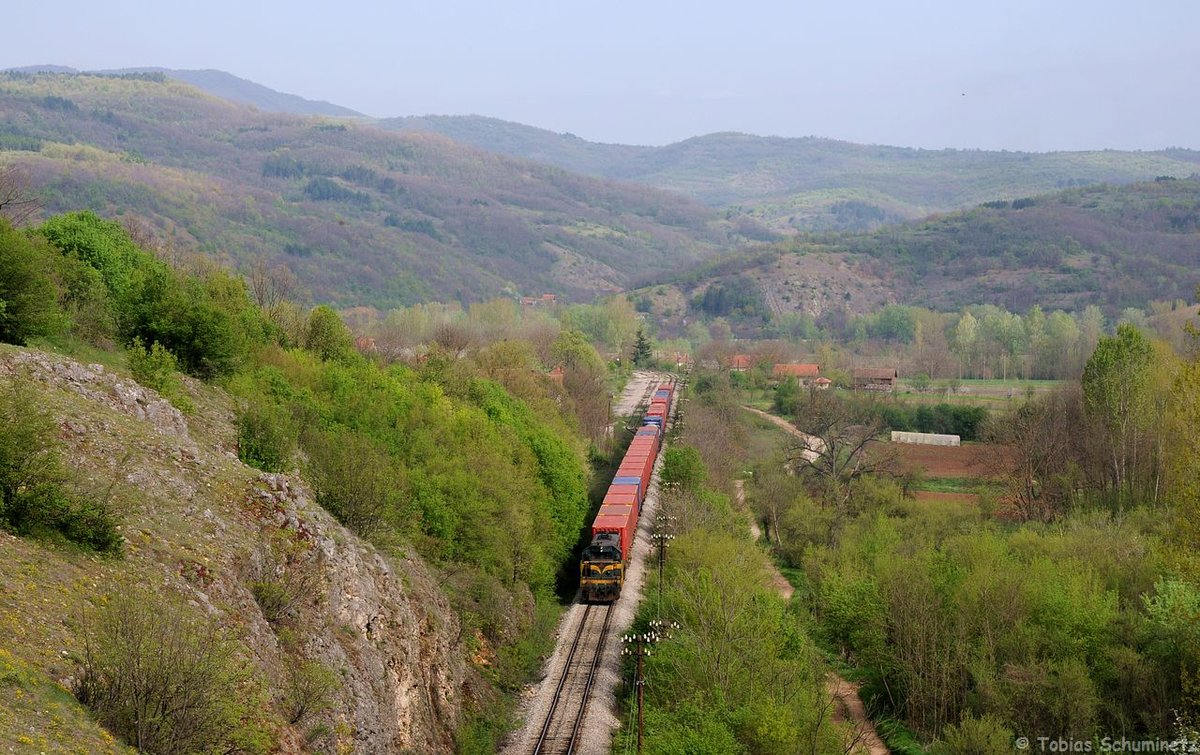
[531,603,614,755]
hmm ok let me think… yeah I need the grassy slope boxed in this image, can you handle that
[0,72,743,308]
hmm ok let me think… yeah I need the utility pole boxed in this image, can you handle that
[621,620,679,754]
[651,514,676,617]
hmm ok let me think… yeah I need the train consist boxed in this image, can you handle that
[579,380,675,603]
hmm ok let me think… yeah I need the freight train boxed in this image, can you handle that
[579,380,675,603]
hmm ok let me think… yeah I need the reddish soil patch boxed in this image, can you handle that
[889,442,1012,479]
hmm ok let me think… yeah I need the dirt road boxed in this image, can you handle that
[734,479,793,601]
[740,406,890,755]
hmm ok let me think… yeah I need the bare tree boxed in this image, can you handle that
[786,392,899,518]
[0,164,41,226]
[248,259,298,320]
[981,387,1084,521]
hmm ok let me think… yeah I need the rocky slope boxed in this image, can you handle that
[0,345,469,753]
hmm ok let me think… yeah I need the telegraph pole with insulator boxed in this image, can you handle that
[621,620,679,753]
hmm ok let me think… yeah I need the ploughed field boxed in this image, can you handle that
[892,442,993,478]
[887,441,1014,505]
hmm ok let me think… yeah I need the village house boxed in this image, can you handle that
[853,367,899,392]
[772,363,821,384]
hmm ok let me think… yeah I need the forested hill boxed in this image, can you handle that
[380,115,1200,231]
[664,179,1200,318]
[7,65,362,117]
[0,72,751,307]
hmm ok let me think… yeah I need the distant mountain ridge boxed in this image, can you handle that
[0,71,750,307]
[5,65,362,117]
[381,115,1200,231]
[10,66,1198,235]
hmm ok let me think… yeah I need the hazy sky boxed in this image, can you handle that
[5,0,1198,150]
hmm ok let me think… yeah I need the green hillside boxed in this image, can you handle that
[380,116,1200,231]
[651,178,1200,328]
[0,72,748,307]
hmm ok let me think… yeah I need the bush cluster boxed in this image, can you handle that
[1,212,272,379]
[875,401,989,440]
[76,587,273,754]
[0,379,120,553]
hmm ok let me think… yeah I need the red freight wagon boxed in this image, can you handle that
[601,503,638,546]
[609,483,641,504]
[591,511,633,561]
[626,445,656,463]
[619,455,654,496]
[597,502,635,534]
[636,426,661,443]
[603,490,638,506]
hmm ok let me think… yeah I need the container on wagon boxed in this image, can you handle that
[591,512,632,560]
[610,482,641,503]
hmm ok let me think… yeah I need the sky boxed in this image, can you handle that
[5,0,1199,151]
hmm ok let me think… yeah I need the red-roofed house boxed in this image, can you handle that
[729,354,753,372]
[772,363,821,383]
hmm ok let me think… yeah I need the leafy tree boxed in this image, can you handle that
[0,220,64,344]
[303,305,354,361]
[952,311,978,376]
[661,446,706,492]
[1082,323,1154,502]
[40,211,143,296]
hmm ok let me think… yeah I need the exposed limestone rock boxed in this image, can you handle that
[0,348,466,753]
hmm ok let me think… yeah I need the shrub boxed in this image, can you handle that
[7,483,122,553]
[236,399,296,473]
[76,588,274,754]
[127,338,178,392]
[0,378,120,553]
[934,713,1014,755]
[126,338,193,413]
[282,660,339,725]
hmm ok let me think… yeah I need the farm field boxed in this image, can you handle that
[888,441,1012,505]
[894,378,1064,406]
[890,441,1003,478]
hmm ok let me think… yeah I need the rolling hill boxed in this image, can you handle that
[644,178,1200,330]
[6,65,362,117]
[380,116,1200,231]
[0,71,753,307]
